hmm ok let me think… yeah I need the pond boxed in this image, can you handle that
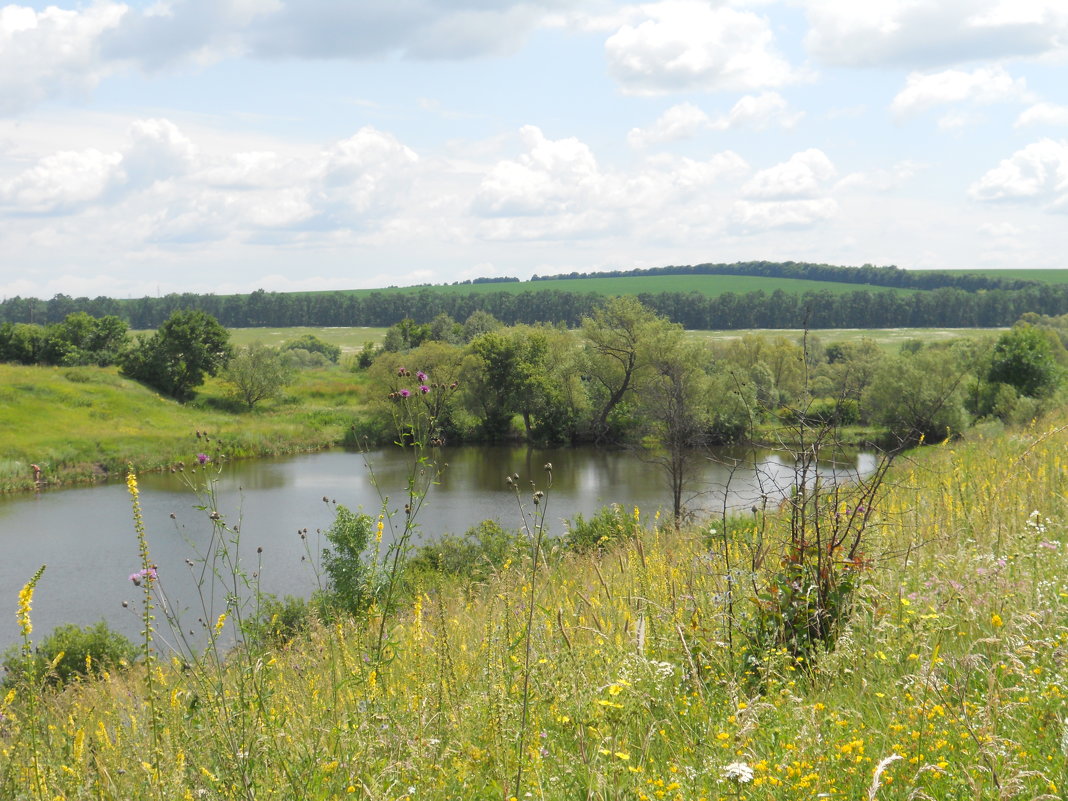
[0,444,877,652]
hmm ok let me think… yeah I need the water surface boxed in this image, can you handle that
[0,445,876,651]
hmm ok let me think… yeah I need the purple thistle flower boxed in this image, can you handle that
[420,385,430,394]
[196,453,209,465]
[129,567,158,586]
[416,371,427,381]
[399,388,411,398]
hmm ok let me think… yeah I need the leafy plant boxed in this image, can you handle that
[1,621,138,688]
[563,503,642,552]
[320,505,375,616]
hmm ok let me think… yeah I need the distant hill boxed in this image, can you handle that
[3,262,1067,331]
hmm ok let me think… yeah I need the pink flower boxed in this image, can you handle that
[129,567,158,586]
[420,385,430,393]
[416,371,428,381]
[399,388,411,398]
[196,453,209,465]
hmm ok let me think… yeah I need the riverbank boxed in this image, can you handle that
[0,363,371,493]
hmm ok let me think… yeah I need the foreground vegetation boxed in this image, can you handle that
[2,410,1066,799]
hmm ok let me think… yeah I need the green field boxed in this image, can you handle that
[225,326,387,352]
[221,326,1001,353]
[318,274,923,299]
[690,326,1004,351]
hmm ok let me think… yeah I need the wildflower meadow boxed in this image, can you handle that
[2,410,1067,800]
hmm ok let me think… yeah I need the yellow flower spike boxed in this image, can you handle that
[16,565,45,640]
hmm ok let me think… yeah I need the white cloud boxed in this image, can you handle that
[473,125,602,217]
[710,92,803,131]
[1015,102,1068,128]
[891,65,1030,117]
[319,127,420,219]
[628,93,801,147]
[122,118,199,187]
[969,139,1068,207]
[0,148,124,213]
[0,2,128,114]
[605,1,798,95]
[627,102,710,147]
[731,148,837,231]
[731,197,837,230]
[835,160,922,192]
[1,0,579,115]
[803,0,1068,68]
[741,148,836,200]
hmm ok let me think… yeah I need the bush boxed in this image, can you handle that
[2,621,138,688]
[408,520,521,582]
[280,334,341,364]
[562,504,641,552]
[242,595,313,649]
[282,348,331,368]
[320,505,374,616]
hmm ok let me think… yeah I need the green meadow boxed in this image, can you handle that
[0,363,370,493]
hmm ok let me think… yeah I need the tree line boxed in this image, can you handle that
[531,260,1040,291]
[3,284,1068,332]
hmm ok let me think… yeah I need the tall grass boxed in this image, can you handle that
[1,416,1066,799]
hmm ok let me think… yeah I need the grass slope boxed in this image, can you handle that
[0,363,369,492]
[2,417,1066,799]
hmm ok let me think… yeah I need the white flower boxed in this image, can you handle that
[721,761,754,783]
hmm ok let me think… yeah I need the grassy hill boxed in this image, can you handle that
[0,363,367,492]
[317,274,922,299]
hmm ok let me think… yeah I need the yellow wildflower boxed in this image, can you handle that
[17,565,46,639]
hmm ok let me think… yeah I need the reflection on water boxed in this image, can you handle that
[0,444,875,651]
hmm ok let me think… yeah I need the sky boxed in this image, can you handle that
[1,0,1067,300]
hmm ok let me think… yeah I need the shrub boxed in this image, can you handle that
[562,504,641,552]
[320,505,374,616]
[242,595,313,649]
[2,621,138,688]
[280,334,341,364]
[408,520,521,582]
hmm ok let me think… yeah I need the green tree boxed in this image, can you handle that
[223,342,295,409]
[382,318,431,353]
[581,296,664,440]
[863,348,970,444]
[121,310,231,401]
[39,313,130,366]
[636,329,711,525]
[986,324,1065,398]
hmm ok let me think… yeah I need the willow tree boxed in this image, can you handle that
[581,296,668,441]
